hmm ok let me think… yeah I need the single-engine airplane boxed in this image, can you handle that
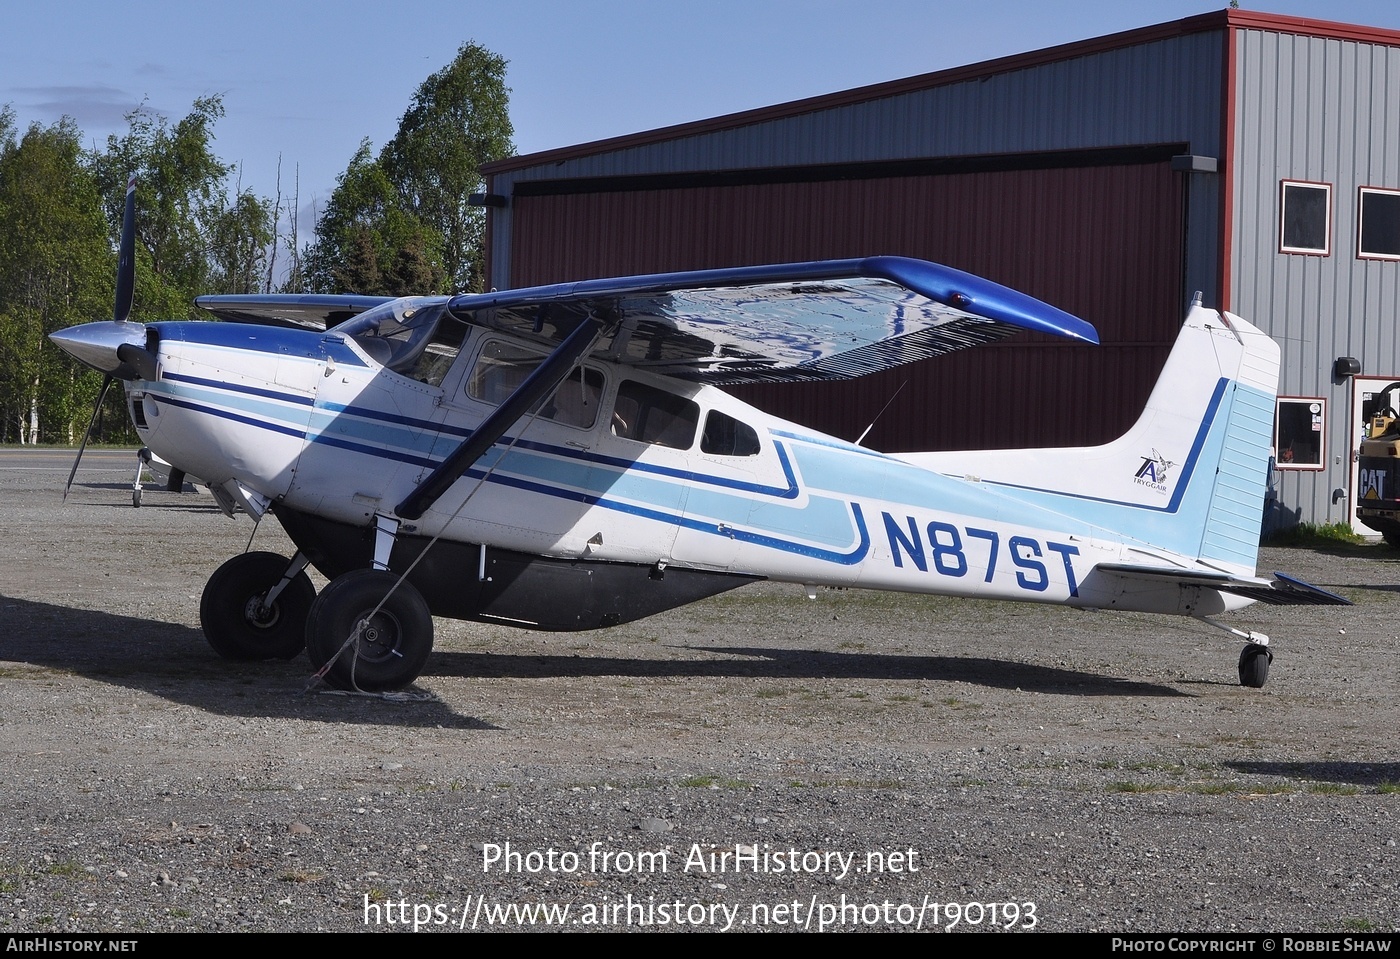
[51,178,1348,693]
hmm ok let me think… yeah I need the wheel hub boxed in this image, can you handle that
[356,612,403,663]
[242,594,279,629]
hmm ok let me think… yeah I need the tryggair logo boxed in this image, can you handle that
[1134,449,1173,495]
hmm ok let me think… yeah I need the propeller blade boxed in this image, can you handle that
[64,374,115,501]
[113,176,136,325]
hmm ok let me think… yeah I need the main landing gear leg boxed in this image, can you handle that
[305,513,434,692]
[1198,616,1272,689]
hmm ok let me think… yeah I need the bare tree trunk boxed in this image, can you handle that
[25,374,39,444]
[265,156,283,293]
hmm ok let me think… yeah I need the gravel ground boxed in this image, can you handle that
[1,448,1397,934]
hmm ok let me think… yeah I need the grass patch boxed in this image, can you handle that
[1263,521,1366,548]
[1186,781,1245,795]
[1376,782,1400,794]
[680,775,751,789]
[754,688,787,699]
[43,860,90,880]
[278,869,325,883]
[1306,782,1361,795]
[1107,781,1164,793]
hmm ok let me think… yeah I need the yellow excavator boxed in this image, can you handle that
[1356,381,1400,545]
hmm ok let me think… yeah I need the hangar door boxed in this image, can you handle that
[507,151,1186,453]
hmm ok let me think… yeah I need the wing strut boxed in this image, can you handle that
[395,316,606,521]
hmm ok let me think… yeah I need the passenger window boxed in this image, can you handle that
[612,380,699,449]
[541,367,604,429]
[466,341,603,430]
[701,410,761,456]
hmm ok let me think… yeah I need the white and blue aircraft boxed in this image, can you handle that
[50,179,1347,693]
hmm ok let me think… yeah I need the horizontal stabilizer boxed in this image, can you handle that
[1094,564,1351,606]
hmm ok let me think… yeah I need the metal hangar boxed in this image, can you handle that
[480,9,1400,533]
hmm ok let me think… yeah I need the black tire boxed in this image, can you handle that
[201,552,315,661]
[1238,644,1273,688]
[305,570,433,692]
[132,488,142,508]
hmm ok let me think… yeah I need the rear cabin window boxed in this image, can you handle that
[612,380,699,450]
[701,410,761,456]
[466,341,604,430]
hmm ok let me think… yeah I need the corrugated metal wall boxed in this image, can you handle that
[1231,27,1400,526]
[487,28,1226,301]
[510,161,1183,451]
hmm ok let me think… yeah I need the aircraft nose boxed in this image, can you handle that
[49,321,156,380]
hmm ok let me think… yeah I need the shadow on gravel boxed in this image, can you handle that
[1227,761,1400,788]
[0,593,493,730]
[1341,583,1400,595]
[428,645,1189,697]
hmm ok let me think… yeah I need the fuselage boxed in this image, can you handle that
[116,313,1250,624]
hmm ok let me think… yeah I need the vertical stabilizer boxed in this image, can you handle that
[898,306,1281,575]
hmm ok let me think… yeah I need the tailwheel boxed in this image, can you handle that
[305,569,433,691]
[200,552,315,660]
[1237,643,1273,688]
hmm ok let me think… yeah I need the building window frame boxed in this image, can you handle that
[1279,180,1332,256]
[1358,186,1400,261]
[1274,396,1326,471]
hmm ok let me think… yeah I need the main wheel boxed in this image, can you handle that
[201,552,315,661]
[1238,644,1273,688]
[305,570,433,692]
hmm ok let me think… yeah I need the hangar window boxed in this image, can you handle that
[612,380,699,449]
[1274,397,1325,471]
[1279,180,1331,255]
[1359,187,1400,260]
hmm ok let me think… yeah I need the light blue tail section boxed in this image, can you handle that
[1197,381,1275,571]
[897,307,1281,576]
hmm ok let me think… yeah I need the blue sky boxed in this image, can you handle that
[5,0,1400,222]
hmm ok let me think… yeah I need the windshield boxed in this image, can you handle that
[332,297,462,382]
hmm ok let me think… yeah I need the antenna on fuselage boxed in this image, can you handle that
[854,380,907,447]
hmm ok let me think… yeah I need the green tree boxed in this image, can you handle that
[209,189,274,293]
[307,41,514,295]
[381,41,515,293]
[0,119,112,443]
[304,140,444,295]
[91,95,275,313]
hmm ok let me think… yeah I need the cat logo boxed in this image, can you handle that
[1361,468,1387,500]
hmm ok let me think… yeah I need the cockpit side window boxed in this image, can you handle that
[701,410,761,456]
[466,340,604,430]
[612,380,699,450]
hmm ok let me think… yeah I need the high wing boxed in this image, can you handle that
[196,293,392,331]
[444,256,1099,384]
